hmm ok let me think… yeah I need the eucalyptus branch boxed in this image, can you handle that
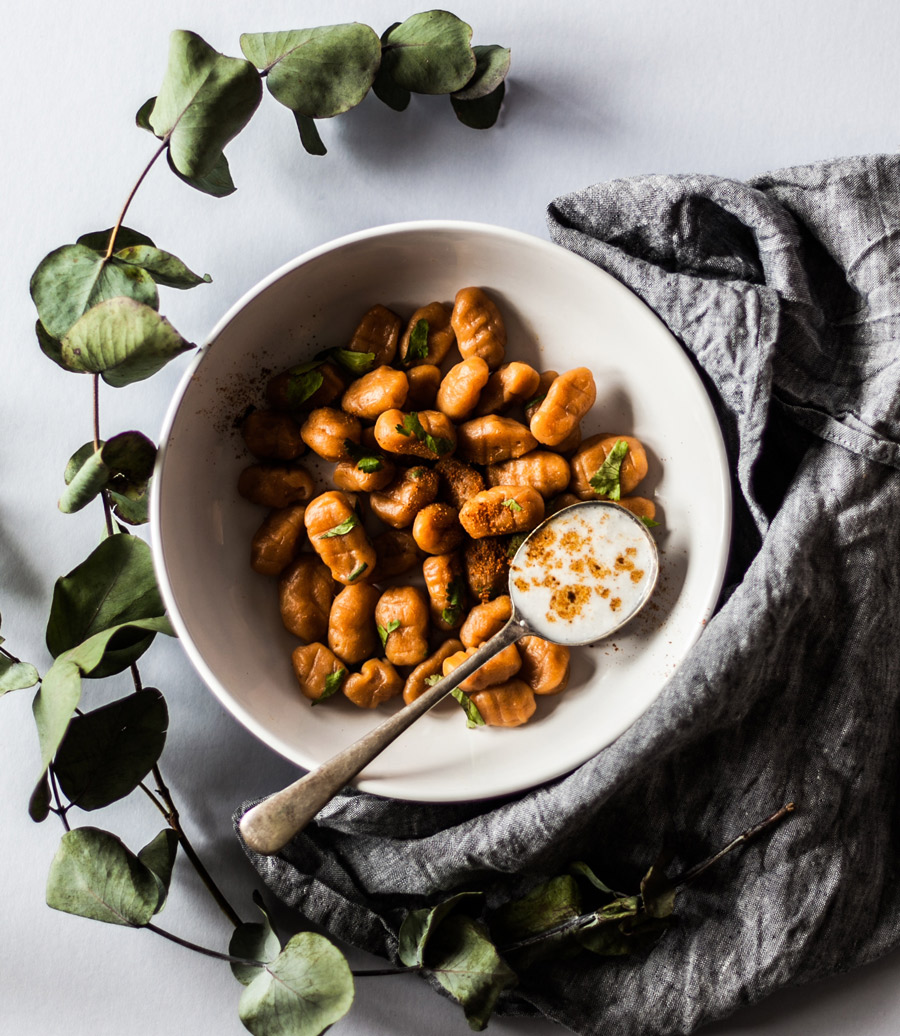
[145,921,262,967]
[48,767,71,832]
[104,141,168,259]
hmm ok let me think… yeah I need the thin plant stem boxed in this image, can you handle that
[144,922,261,968]
[104,140,167,258]
[91,375,115,537]
[49,767,71,832]
[139,780,171,819]
[149,763,243,928]
[352,966,422,977]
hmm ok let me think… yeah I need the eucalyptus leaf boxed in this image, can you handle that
[424,913,516,1031]
[241,24,381,119]
[238,931,354,1036]
[148,30,262,182]
[29,772,52,823]
[60,297,194,388]
[54,688,168,811]
[138,829,178,911]
[113,244,211,289]
[32,617,174,809]
[59,433,156,515]
[76,226,155,252]
[230,891,281,986]
[294,112,327,156]
[490,875,582,946]
[46,533,166,674]
[166,148,237,198]
[452,45,511,101]
[0,654,40,695]
[135,96,155,132]
[46,827,160,927]
[451,83,505,130]
[640,857,677,919]
[381,11,476,95]
[569,860,622,897]
[399,891,483,967]
[372,65,410,111]
[108,479,152,526]
[30,243,159,341]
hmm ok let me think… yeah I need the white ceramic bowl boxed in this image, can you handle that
[151,221,731,803]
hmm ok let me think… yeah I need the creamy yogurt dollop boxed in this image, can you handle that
[509,502,658,646]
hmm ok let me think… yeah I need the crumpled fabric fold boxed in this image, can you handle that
[236,154,900,1036]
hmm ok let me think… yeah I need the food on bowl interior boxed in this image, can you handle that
[236,287,658,727]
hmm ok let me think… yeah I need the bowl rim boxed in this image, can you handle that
[150,218,733,799]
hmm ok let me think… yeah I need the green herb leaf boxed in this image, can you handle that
[381,11,476,94]
[53,688,168,811]
[589,439,629,500]
[76,226,155,252]
[237,931,354,1036]
[46,534,167,676]
[293,112,327,156]
[60,433,157,515]
[343,439,383,472]
[113,244,211,289]
[281,361,326,409]
[451,82,506,130]
[30,243,159,342]
[569,861,621,897]
[452,45,511,101]
[231,890,281,986]
[377,619,400,648]
[640,515,660,528]
[424,673,443,687]
[440,578,465,626]
[138,829,178,912]
[241,24,381,120]
[46,827,161,926]
[0,655,40,695]
[107,478,152,526]
[524,392,546,412]
[60,297,194,388]
[396,411,453,456]
[404,318,430,365]
[399,891,484,968]
[148,31,262,187]
[167,148,237,197]
[347,562,368,582]
[501,498,523,512]
[35,319,66,369]
[318,346,376,375]
[313,668,347,706]
[640,856,677,920]
[507,533,527,558]
[318,514,359,538]
[451,688,485,728]
[490,874,583,969]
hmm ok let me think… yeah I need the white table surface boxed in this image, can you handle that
[5,2,900,1033]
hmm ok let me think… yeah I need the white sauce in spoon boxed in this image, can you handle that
[509,502,659,646]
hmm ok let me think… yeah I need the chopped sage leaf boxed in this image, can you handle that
[343,439,384,472]
[317,346,376,375]
[441,578,465,626]
[502,498,524,512]
[404,318,430,365]
[377,619,401,648]
[283,360,325,409]
[507,533,527,558]
[589,439,629,501]
[313,668,347,705]
[319,514,359,538]
[451,688,485,728]
[640,515,660,528]
[396,411,453,456]
[424,674,443,687]
[524,392,546,412]
[348,562,368,581]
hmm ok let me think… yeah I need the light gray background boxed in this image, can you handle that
[4,2,900,1033]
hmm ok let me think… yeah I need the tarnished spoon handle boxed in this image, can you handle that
[239,617,530,855]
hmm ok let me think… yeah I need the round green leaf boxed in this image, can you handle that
[148,30,262,181]
[166,148,236,197]
[60,432,156,516]
[452,45,510,101]
[76,226,155,252]
[230,892,281,986]
[35,320,68,368]
[293,112,327,155]
[451,82,506,130]
[0,655,40,695]
[30,243,159,341]
[138,829,178,911]
[46,827,160,927]
[45,533,165,675]
[238,932,354,1036]
[399,891,483,967]
[60,297,194,388]
[241,24,381,119]
[381,11,476,95]
[107,479,152,526]
[54,688,168,811]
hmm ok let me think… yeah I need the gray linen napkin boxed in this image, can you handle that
[236,154,900,1035]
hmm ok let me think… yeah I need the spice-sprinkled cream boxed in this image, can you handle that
[509,502,658,646]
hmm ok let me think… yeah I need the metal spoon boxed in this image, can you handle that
[239,501,659,855]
